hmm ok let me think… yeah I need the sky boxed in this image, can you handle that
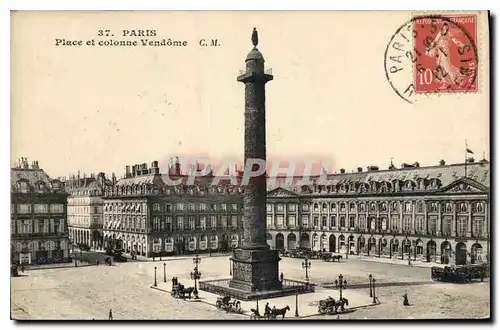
[10,11,490,179]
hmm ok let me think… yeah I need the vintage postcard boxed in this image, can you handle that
[10,11,490,320]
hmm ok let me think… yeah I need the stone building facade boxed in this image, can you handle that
[266,160,490,266]
[11,158,70,265]
[66,172,113,250]
[102,159,489,265]
[102,160,244,257]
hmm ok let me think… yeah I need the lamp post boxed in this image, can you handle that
[345,243,349,259]
[295,292,299,317]
[334,274,347,300]
[256,298,260,315]
[302,257,311,282]
[154,266,157,287]
[229,258,232,276]
[369,274,373,297]
[407,243,411,266]
[163,262,166,283]
[190,254,202,298]
[372,278,377,303]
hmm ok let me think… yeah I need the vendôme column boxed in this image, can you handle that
[229,28,282,292]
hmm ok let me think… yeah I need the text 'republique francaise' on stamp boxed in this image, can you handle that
[384,14,478,104]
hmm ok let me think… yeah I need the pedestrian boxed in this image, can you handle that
[403,292,409,306]
[280,272,284,283]
[21,265,25,273]
[96,260,99,266]
[108,309,113,320]
[153,255,155,262]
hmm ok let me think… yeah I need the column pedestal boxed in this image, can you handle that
[229,248,282,292]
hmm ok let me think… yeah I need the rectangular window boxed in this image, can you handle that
[266,204,273,212]
[165,204,172,212]
[176,203,184,212]
[58,219,65,233]
[404,202,412,213]
[210,215,217,228]
[391,216,399,231]
[321,215,327,227]
[153,203,160,211]
[359,215,366,230]
[349,215,356,228]
[221,216,227,228]
[266,215,273,227]
[33,204,48,213]
[199,203,207,211]
[302,204,310,212]
[403,216,412,231]
[473,217,483,237]
[176,216,184,230]
[428,216,437,234]
[276,204,284,212]
[456,216,468,237]
[50,204,64,213]
[231,215,238,229]
[166,216,172,232]
[200,216,206,230]
[330,215,336,227]
[153,217,160,231]
[231,204,238,212]
[210,203,217,212]
[11,220,15,234]
[277,215,284,226]
[288,215,296,227]
[442,216,452,235]
[189,216,196,231]
[360,203,366,212]
[17,204,32,214]
[188,203,196,212]
[302,215,309,226]
[349,203,356,212]
[288,203,296,212]
[313,216,319,227]
[221,204,227,212]
[340,216,346,228]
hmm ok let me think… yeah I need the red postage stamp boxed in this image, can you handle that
[413,15,478,93]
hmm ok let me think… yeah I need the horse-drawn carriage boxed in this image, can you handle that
[317,296,349,315]
[215,295,242,313]
[171,281,196,299]
[322,253,343,262]
[288,248,312,259]
[431,264,489,283]
[250,305,290,320]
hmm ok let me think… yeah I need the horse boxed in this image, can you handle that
[334,297,349,313]
[179,286,195,299]
[272,306,290,319]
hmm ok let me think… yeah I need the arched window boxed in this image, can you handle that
[370,202,376,212]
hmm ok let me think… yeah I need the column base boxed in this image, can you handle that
[229,248,282,292]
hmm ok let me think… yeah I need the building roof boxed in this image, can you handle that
[11,167,64,193]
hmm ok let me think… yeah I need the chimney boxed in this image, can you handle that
[125,165,131,178]
[467,157,475,163]
[413,161,420,168]
[367,165,379,171]
[340,168,346,174]
[175,157,181,175]
[401,163,414,168]
[439,159,446,166]
[112,172,117,185]
[357,167,363,173]
[151,160,159,174]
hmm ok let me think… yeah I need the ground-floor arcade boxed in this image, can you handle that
[69,227,103,249]
[267,230,488,265]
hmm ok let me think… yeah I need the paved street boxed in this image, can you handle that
[11,255,490,320]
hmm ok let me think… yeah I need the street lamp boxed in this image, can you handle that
[372,278,377,303]
[229,258,232,276]
[407,242,411,266]
[334,274,347,300]
[163,262,167,283]
[345,243,349,259]
[295,293,299,317]
[154,266,157,287]
[302,257,311,282]
[190,254,202,298]
[369,274,373,297]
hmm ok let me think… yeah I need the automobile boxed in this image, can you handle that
[113,254,128,262]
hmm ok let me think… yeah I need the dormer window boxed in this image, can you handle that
[18,181,29,193]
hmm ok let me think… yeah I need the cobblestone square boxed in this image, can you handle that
[11,254,490,320]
